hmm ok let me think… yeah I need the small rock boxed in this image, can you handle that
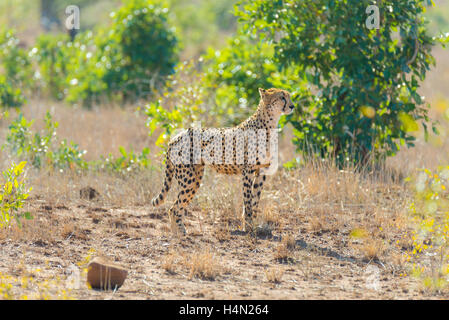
[87,257,128,290]
[80,187,100,200]
[255,223,273,238]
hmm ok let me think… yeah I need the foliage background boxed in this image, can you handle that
[1,0,448,166]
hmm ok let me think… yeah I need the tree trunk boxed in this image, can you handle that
[40,0,60,31]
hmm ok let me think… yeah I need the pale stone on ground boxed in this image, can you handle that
[87,257,128,290]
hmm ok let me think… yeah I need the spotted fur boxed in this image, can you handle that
[152,88,295,235]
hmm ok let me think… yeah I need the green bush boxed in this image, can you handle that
[204,33,310,127]
[103,0,178,99]
[0,30,32,87]
[0,161,33,228]
[99,146,152,174]
[0,30,32,108]
[32,34,73,100]
[204,34,276,125]
[407,167,449,293]
[3,112,88,170]
[67,0,178,106]
[145,60,209,152]
[32,31,108,105]
[0,76,25,109]
[4,113,46,168]
[235,0,448,165]
[63,31,108,106]
[32,0,179,107]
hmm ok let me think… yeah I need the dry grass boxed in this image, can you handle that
[361,239,386,261]
[255,204,282,232]
[0,211,57,243]
[265,267,284,284]
[162,251,179,275]
[19,99,151,161]
[214,222,231,242]
[184,250,220,281]
[274,234,296,263]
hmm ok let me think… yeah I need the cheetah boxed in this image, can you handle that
[152,88,295,235]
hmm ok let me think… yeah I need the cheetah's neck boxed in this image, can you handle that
[239,101,280,130]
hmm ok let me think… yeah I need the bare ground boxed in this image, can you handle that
[0,180,443,300]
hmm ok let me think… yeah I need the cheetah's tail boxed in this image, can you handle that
[152,158,174,207]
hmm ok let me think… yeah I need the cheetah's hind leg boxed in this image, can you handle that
[169,164,204,235]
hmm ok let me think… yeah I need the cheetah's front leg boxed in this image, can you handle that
[251,172,266,216]
[242,169,255,233]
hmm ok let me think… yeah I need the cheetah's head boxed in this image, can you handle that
[258,88,295,116]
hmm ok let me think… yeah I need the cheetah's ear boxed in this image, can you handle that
[258,88,266,98]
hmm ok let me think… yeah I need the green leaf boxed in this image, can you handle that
[119,146,127,157]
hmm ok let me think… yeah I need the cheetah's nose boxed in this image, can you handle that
[289,105,295,110]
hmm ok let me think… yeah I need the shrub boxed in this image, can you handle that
[33,1,179,107]
[65,0,179,106]
[407,167,449,293]
[168,0,238,55]
[145,60,208,152]
[102,0,178,100]
[47,139,89,171]
[32,29,111,107]
[0,30,32,87]
[32,34,73,100]
[236,0,448,165]
[0,76,26,109]
[3,112,88,170]
[204,32,310,127]
[4,113,46,168]
[98,146,152,174]
[3,111,151,174]
[63,31,108,107]
[0,161,33,228]
[0,29,32,108]
[204,34,276,125]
